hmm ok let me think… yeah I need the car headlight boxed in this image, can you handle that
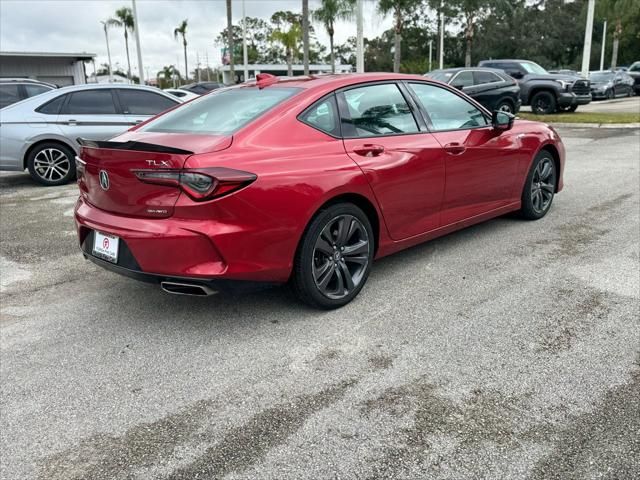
[555,79,573,90]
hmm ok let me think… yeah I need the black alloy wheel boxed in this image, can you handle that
[520,152,557,220]
[530,91,557,115]
[292,203,374,309]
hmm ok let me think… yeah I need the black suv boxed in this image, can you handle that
[478,59,591,114]
[627,61,640,95]
[425,67,521,114]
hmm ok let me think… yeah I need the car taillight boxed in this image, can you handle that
[133,167,257,201]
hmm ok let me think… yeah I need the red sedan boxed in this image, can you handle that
[74,73,565,309]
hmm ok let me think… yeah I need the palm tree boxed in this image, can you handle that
[107,7,135,81]
[313,0,354,74]
[174,20,188,81]
[271,12,303,76]
[598,0,635,69]
[226,0,235,83]
[378,0,422,73]
[157,65,180,88]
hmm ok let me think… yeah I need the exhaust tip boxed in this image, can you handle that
[161,281,217,297]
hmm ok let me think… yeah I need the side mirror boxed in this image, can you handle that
[507,70,524,80]
[452,83,465,90]
[492,110,514,131]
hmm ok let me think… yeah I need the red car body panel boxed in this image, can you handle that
[75,73,565,286]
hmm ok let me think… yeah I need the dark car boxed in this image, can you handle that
[180,82,224,95]
[626,61,640,95]
[0,78,56,109]
[589,70,634,99]
[425,67,521,114]
[478,59,591,114]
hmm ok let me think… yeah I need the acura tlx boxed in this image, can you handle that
[74,73,565,309]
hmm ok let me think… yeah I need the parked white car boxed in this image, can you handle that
[163,88,200,101]
[0,84,181,185]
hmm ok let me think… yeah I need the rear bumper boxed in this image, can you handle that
[82,253,276,293]
[74,196,292,283]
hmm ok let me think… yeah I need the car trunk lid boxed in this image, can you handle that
[77,133,232,218]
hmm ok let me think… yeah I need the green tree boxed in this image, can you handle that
[157,65,180,89]
[271,11,303,76]
[378,0,423,73]
[173,20,189,80]
[313,0,355,73]
[597,0,638,69]
[107,7,134,81]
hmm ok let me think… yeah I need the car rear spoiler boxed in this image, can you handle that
[77,138,193,155]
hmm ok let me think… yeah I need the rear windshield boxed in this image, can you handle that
[426,71,454,82]
[142,86,301,135]
[590,72,614,81]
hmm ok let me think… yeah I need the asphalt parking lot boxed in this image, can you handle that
[1,127,639,480]
[521,96,640,114]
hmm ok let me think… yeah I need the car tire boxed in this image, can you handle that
[496,99,515,114]
[27,142,76,186]
[292,202,374,309]
[520,151,557,220]
[530,91,557,114]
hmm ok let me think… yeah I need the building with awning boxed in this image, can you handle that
[0,51,96,86]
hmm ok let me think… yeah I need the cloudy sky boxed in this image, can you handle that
[0,0,395,79]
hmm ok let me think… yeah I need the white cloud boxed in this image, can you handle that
[1,0,392,79]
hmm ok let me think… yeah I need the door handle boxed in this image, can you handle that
[134,119,144,124]
[444,142,466,155]
[67,119,77,125]
[353,144,385,157]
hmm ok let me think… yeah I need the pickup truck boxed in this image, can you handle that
[478,59,591,114]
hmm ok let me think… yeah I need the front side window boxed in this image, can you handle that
[520,61,548,75]
[65,89,117,115]
[118,89,177,115]
[451,71,474,88]
[341,83,419,137]
[142,86,300,135]
[409,83,488,131]
[300,96,339,136]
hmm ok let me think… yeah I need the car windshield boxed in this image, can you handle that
[520,61,548,75]
[426,71,454,82]
[629,62,640,72]
[142,86,301,135]
[590,72,614,81]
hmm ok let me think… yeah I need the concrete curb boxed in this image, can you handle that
[538,122,640,129]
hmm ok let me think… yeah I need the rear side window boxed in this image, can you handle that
[142,86,300,135]
[341,83,419,137]
[36,94,67,115]
[24,84,51,97]
[65,89,117,114]
[474,71,502,84]
[451,71,474,88]
[299,96,339,136]
[117,89,177,115]
[0,84,21,108]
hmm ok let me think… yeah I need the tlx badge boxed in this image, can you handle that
[146,160,171,167]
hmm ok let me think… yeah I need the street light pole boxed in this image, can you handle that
[356,0,364,73]
[580,0,595,78]
[101,21,114,83]
[242,0,249,81]
[600,19,607,72]
[131,0,145,84]
[428,39,433,73]
[439,2,444,69]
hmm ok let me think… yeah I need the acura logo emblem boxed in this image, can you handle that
[99,170,110,190]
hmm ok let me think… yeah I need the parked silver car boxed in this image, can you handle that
[0,78,57,109]
[0,84,180,185]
